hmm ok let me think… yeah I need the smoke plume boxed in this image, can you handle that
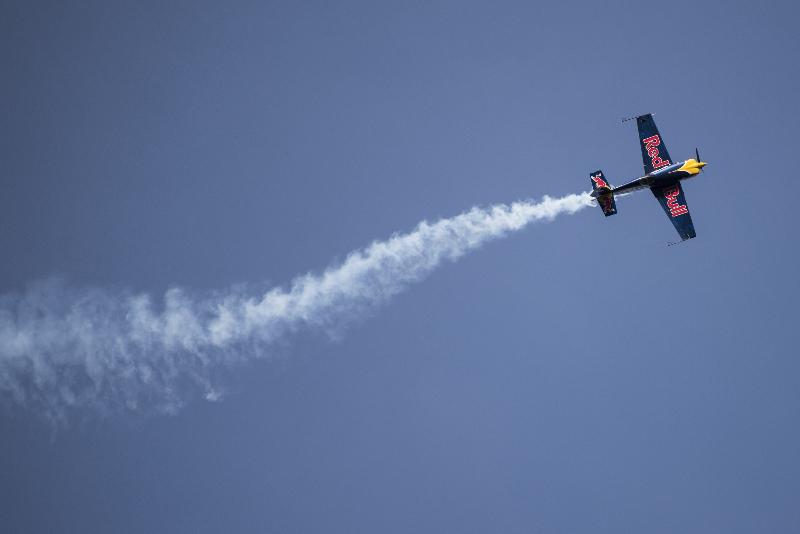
[0,193,593,421]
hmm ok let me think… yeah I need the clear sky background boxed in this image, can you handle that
[2,1,799,532]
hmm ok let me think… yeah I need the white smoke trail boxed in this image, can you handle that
[0,192,593,421]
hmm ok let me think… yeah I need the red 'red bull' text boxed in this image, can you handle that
[663,186,688,217]
[642,135,670,170]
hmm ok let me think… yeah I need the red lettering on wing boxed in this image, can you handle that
[643,135,660,147]
[642,134,670,170]
[663,186,688,217]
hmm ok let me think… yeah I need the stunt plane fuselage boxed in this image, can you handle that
[592,158,706,197]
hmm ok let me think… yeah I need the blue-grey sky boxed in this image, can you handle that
[2,1,800,532]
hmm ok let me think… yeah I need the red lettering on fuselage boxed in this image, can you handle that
[663,186,688,217]
[642,134,670,170]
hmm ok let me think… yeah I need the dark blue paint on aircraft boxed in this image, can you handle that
[589,114,707,242]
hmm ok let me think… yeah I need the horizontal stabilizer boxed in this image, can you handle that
[590,170,617,217]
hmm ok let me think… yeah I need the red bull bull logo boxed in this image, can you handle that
[642,134,670,170]
[663,185,688,217]
[591,174,609,189]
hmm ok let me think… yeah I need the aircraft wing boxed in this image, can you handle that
[636,114,672,175]
[651,182,696,241]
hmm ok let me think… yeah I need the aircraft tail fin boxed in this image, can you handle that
[589,170,617,217]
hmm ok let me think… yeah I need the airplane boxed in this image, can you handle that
[588,113,707,243]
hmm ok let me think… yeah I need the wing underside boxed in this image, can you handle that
[637,114,672,175]
[651,181,696,240]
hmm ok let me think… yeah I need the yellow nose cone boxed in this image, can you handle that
[677,159,706,175]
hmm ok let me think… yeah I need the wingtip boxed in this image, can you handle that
[666,236,696,247]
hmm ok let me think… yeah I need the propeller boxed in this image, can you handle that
[695,147,705,173]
